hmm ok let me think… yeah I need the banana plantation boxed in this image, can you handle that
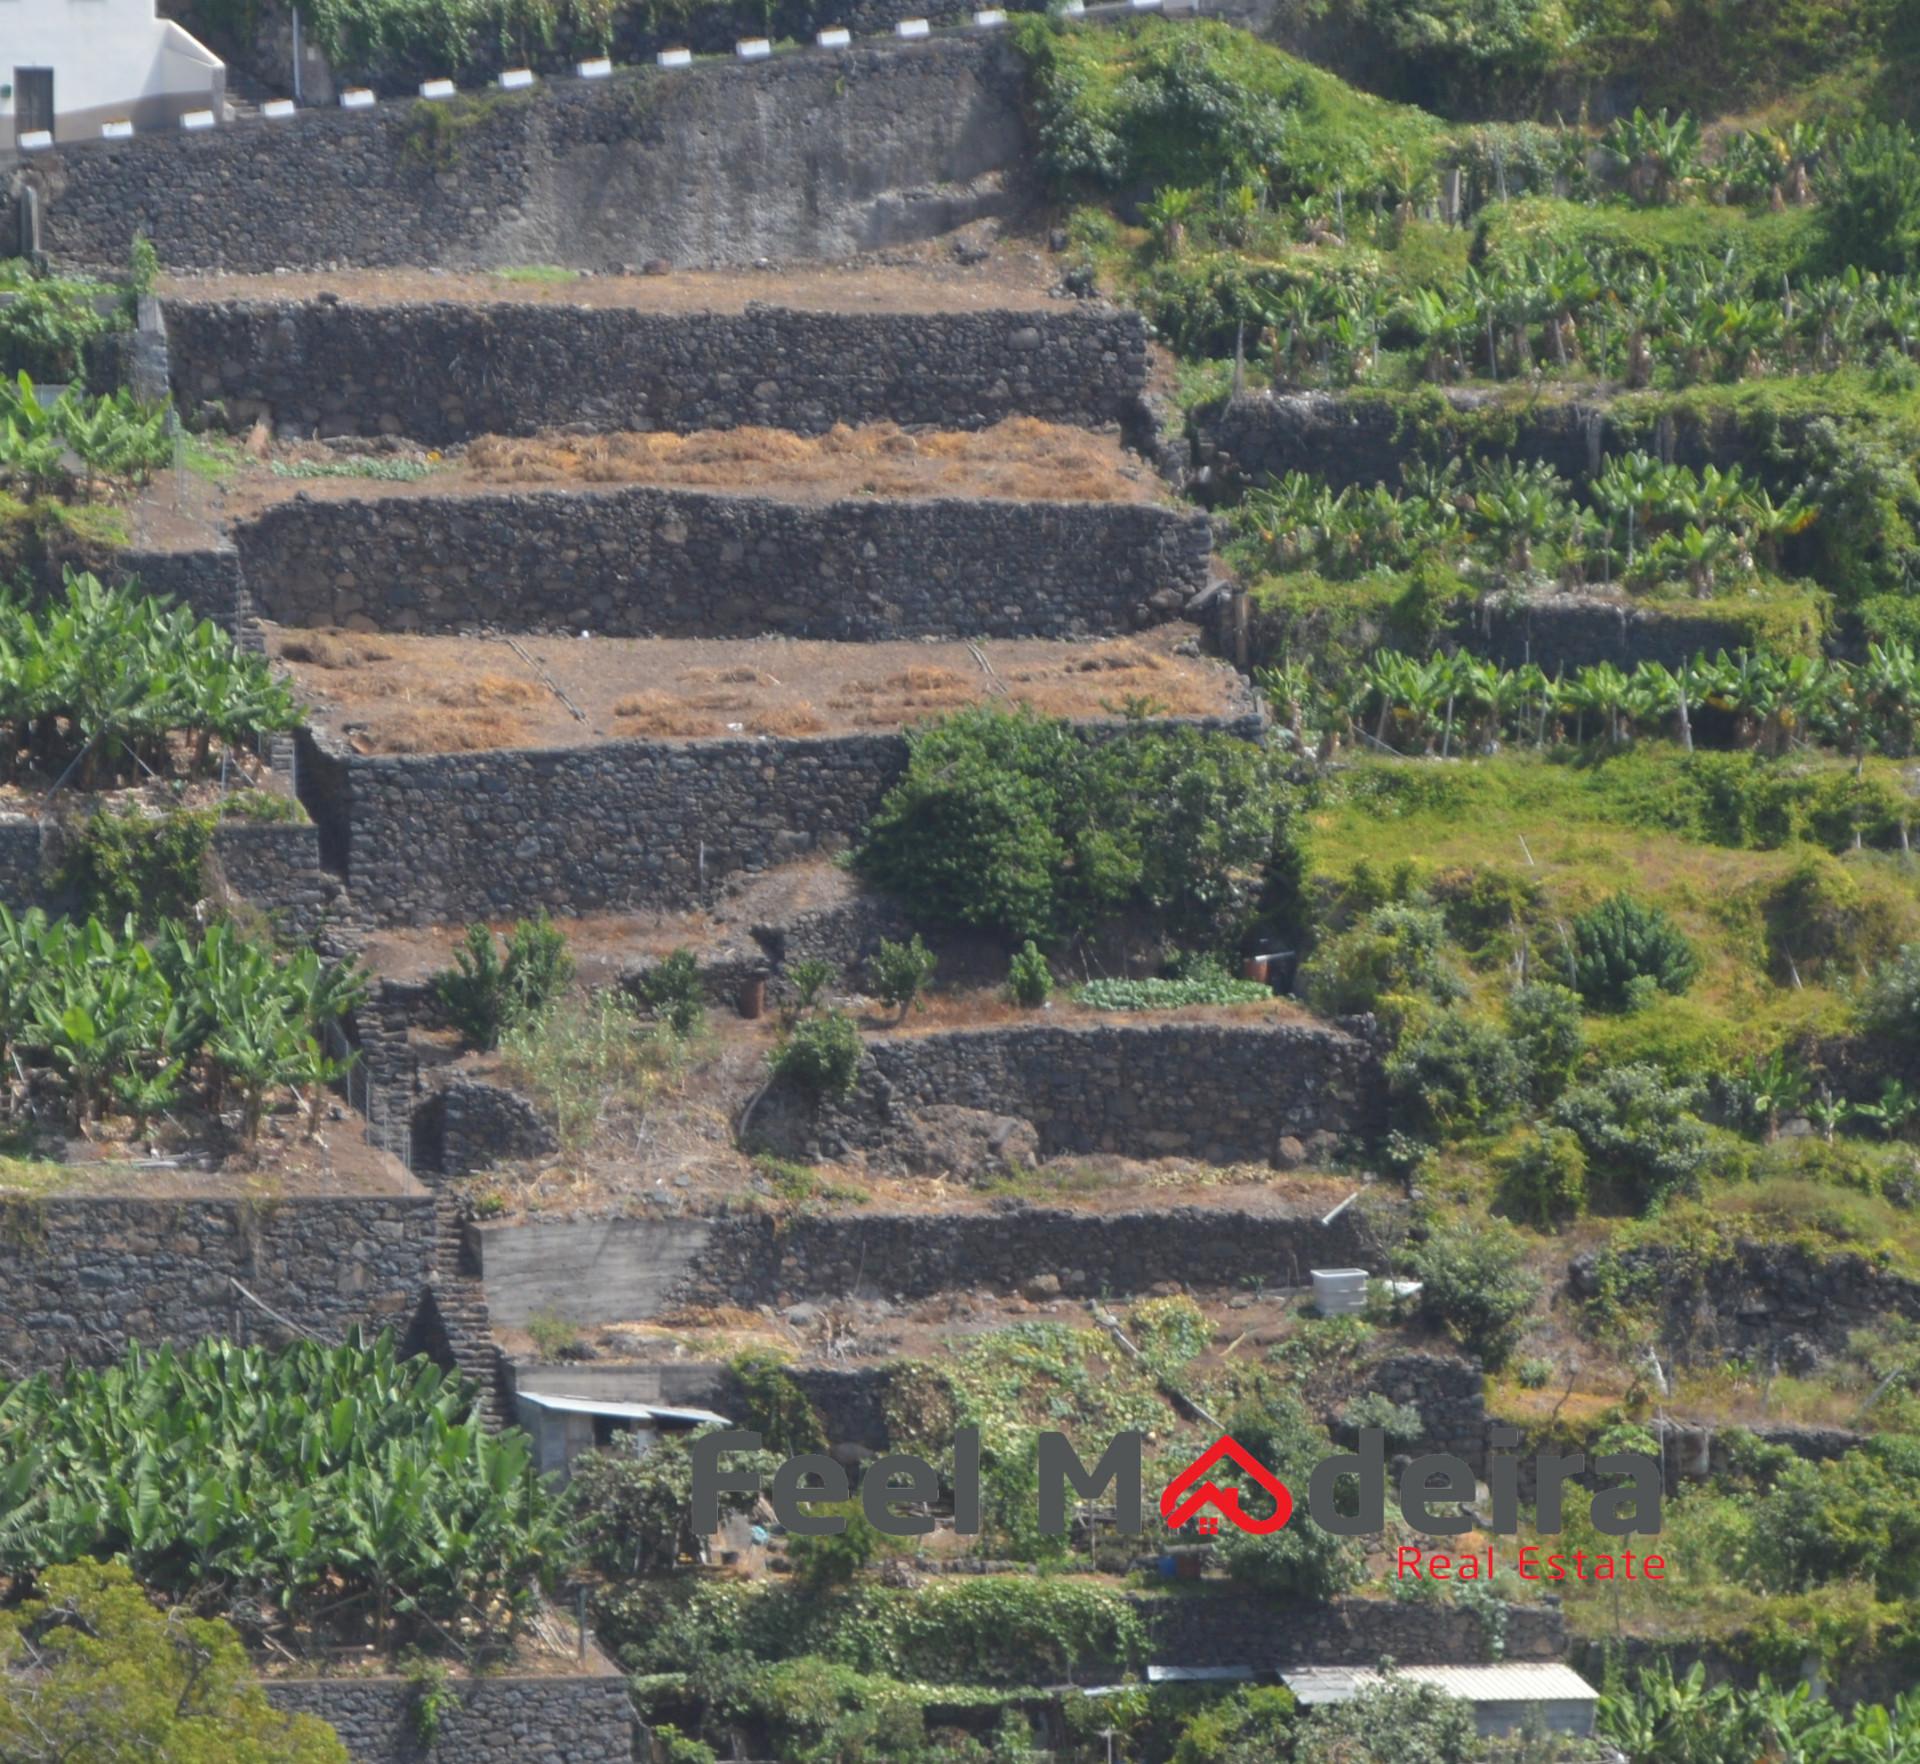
[1236,455,1818,597]
[0,373,171,499]
[1598,1664,1920,1764]
[0,910,364,1139]
[0,573,300,789]
[1261,641,1920,764]
[0,1334,566,1658]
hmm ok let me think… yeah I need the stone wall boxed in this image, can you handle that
[1365,1350,1488,1472]
[235,483,1211,638]
[208,818,352,944]
[1571,1240,1920,1364]
[298,725,906,924]
[0,1191,434,1371]
[27,43,1033,273]
[1472,592,1799,672]
[768,1019,1380,1166]
[263,1667,634,1764]
[413,1077,560,1179]
[1187,388,1802,502]
[116,544,249,628]
[297,709,1259,927]
[166,298,1151,445]
[469,1203,1381,1325]
[677,1202,1381,1311]
[1133,1590,1565,1668]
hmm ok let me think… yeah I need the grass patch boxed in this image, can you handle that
[1297,749,1914,1069]
[268,456,434,482]
[487,265,584,285]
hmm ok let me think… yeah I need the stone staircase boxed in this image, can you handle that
[426,1192,507,1429]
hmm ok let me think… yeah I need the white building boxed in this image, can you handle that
[2,0,225,146]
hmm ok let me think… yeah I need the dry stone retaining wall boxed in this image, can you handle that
[1134,1590,1565,1666]
[166,299,1152,445]
[236,483,1211,638]
[26,43,1032,273]
[296,709,1260,926]
[263,1669,634,1764]
[0,1192,434,1372]
[781,1019,1381,1165]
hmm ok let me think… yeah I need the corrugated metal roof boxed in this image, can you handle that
[1284,1665,1598,1706]
[515,1392,731,1425]
[1146,1666,1255,1684]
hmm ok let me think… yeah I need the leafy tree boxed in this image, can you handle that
[569,1432,779,1579]
[1553,1063,1711,1207]
[0,1561,348,1764]
[1209,1398,1364,1599]
[1296,1676,1479,1764]
[867,935,938,1022]
[58,807,215,928]
[857,709,1290,947]
[1406,1217,1540,1369]
[1742,1441,1920,1597]
[1860,942,1920,1041]
[1569,893,1700,1010]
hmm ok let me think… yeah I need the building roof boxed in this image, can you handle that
[1282,1665,1599,1706]
[514,1391,731,1426]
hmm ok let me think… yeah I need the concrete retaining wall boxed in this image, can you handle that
[27,42,1032,273]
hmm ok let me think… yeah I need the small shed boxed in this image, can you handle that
[514,1391,730,1482]
[1282,1664,1600,1738]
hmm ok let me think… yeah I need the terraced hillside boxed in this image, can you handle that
[7,4,1920,1760]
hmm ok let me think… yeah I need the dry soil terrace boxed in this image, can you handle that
[273,622,1248,753]
[156,244,1071,314]
[215,419,1165,515]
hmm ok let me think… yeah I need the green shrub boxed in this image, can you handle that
[1743,1442,1920,1598]
[728,1350,825,1456]
[1553,1062,1711,1207]
[1860,943,1920,1041]
[1569,893,1700,1010]
[1386,1014,1529,1137]
[1298,903,1462,1015]
[1505,980,1586,1099]
[1406,1217,1540,1370]
[1006,941,1054,1008]
[1341,1391,1424,1447]
[856,708,1291,947]
[58,806,214,928]
[434,915,574,1051]
[637,947,705,1037]
[773,1010,863,1100]
[1494,1125,1590,1228]
[868,935,937,1021]
[1819,123,1920,275]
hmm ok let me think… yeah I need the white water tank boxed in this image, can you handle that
[1311,1268,1368,1316]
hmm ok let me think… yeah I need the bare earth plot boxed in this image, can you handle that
[272,621,1246,753]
